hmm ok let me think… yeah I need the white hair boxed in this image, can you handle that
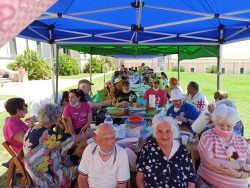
[37,103,61,123]
[216,99,237,109]
[152,116,179,138]
[96,123,115,136]
[211,104,240,127]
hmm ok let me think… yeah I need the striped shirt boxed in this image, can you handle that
[197,129,250,188]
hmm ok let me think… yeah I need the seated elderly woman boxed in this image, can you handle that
[208,91,244,136]
[197,104,250,188]
[78,123,130,188]
[136,116,195,188]
[23,103,93,188]
[3,97,34,154]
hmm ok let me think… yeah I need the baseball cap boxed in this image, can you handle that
[170,88,185,101]
[169,77,178,84]
[78,79,94,86]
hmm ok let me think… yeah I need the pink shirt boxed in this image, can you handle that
[144,88,167,107]
[63,102,92,130]
[198,129,250,188]
[3,117,29,153]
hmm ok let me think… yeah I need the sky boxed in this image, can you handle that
[223,40,250,59]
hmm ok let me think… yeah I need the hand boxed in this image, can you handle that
[208,104,215,113]
[176,115,188,122]
[83,130,95,139]
[205,113,212,122]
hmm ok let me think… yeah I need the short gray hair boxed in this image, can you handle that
[152,116,179,138]
[37,103,61,123]
[211,104,240,127]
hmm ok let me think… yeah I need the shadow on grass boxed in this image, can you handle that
[0,171,7,188]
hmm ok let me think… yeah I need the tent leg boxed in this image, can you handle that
[55,45,59,104]
[217,44,222,90]
[90,54,92,83]
[178,55,181,84]
[50,44,56,103]
[104,59,106,88]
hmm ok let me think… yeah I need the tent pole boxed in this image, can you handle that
[217,45,222,90]
[50,44,56,103]
[104,58,106,89]
[55,45,59,104]
[217,26,224,90]
[90,53,92,84]
[177,46,180,83]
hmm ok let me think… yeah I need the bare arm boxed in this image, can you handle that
[88,100,112,108]
[80,113,92,133]
[187,182,195,188]
[63,117,76,135]
[136,171,145,188]
[78,174,89,188]
[13,132,25,144]
[116,182,128,188]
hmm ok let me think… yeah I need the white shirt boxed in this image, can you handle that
[186,91,208,112]
[78,143,130,188]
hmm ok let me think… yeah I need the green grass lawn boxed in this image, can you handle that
[167,72,250,138]
[59,73,97,79]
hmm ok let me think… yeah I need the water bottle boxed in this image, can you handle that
[129,94,133,106]
[104,112,113,125]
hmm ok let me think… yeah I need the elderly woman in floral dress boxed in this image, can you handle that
[23,103,93,188]
[136,116,195,188]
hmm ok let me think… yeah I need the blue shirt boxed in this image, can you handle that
[167,102,199,130]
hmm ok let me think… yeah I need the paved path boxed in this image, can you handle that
[0,72,112,112]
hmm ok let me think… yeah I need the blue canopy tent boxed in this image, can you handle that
[17,0,250,101]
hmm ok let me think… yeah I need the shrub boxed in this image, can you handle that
[83,56,114,73]
[58,54,80,76]
[206,65,217,73]
[7,49,51,80]
[171,65,185,72]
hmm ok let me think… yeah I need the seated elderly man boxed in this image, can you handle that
[167,88,199,132]
[112,80,137,108]
[136,116,195,188]
[78,123,130,188]
[185,81,208,112]
[144,79,167,108]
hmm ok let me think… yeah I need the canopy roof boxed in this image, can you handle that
[60,44,218,60]
[18,0,250,47]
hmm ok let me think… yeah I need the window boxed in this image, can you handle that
[190,68,195,72]
[240,68,244,74]
[222,68,225,74]
[9,38,17,57]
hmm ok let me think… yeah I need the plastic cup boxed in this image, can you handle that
[181,135,189,145]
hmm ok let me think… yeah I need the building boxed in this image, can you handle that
[0,37,91,73]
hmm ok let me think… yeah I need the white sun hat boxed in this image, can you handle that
[170,88,185,101]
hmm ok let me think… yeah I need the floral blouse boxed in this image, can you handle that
[136,137,195,188]
[23,126,77,188]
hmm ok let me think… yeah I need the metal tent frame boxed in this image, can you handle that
[18,0,250,100]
